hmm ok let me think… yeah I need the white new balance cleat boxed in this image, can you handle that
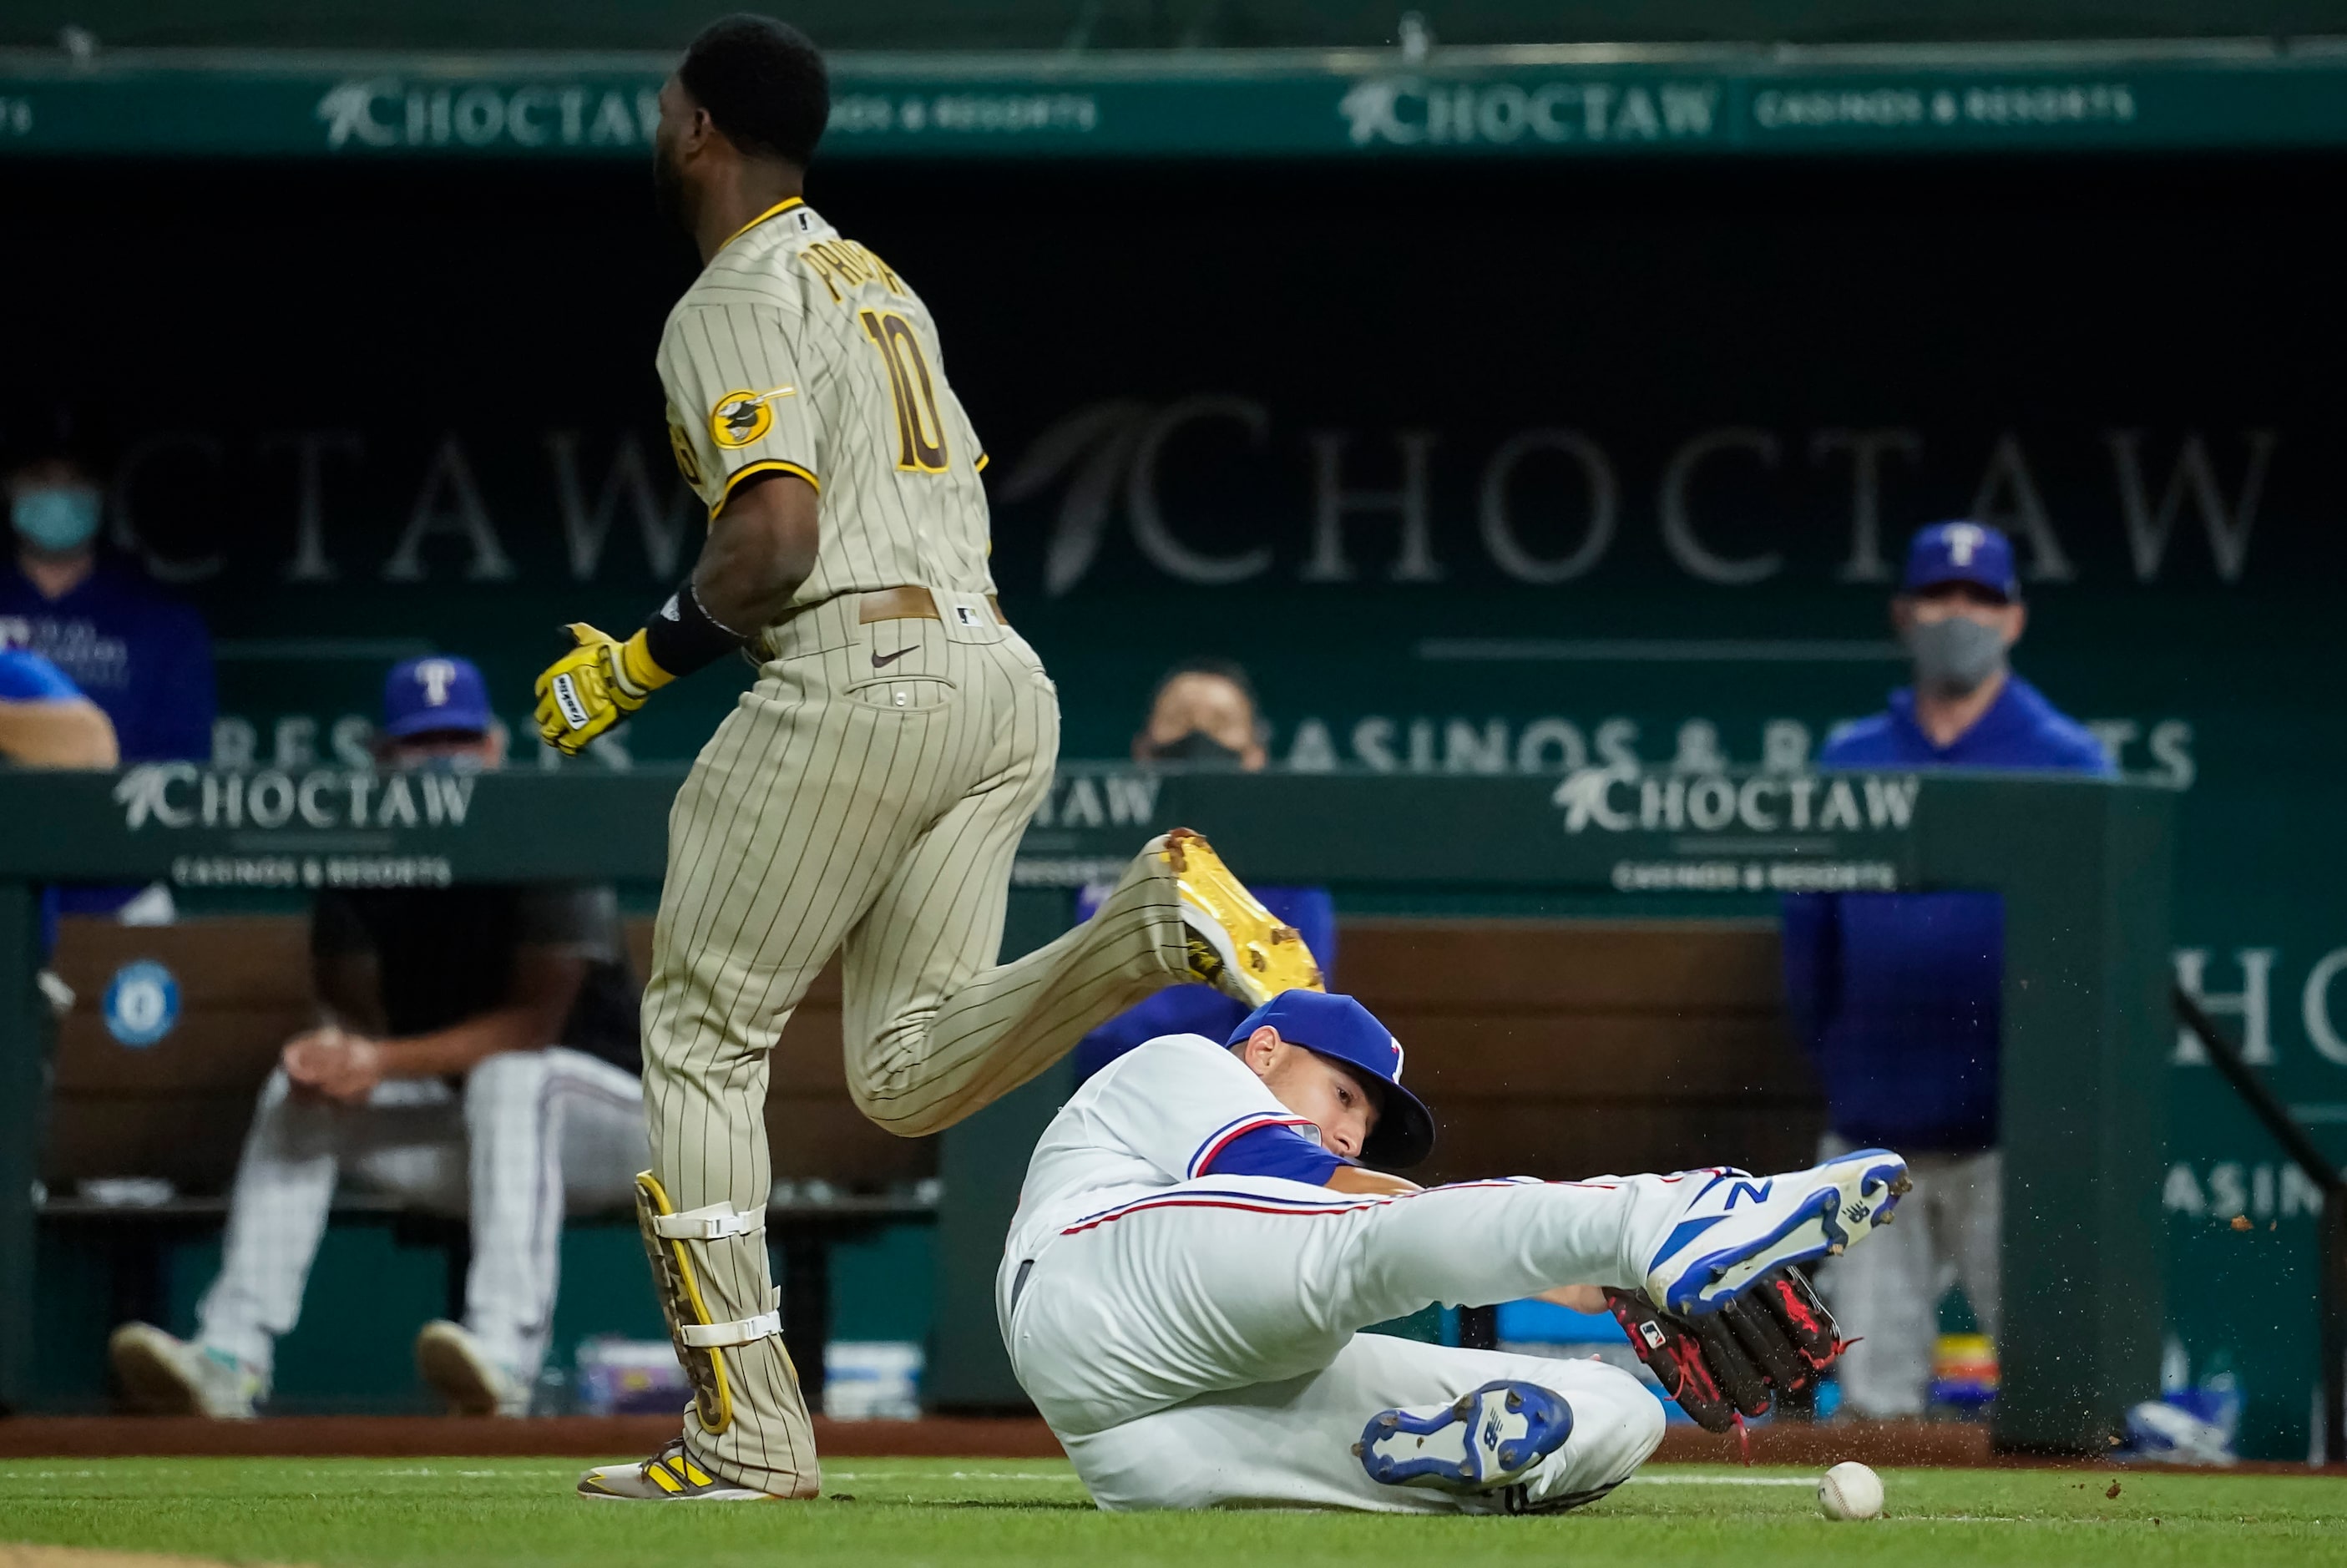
[577,1437,785,1501]
[416,1320,531,1417]
[108,1323,262,1419]
[1355,1380,1576,1492]
[1643,1150,1911,1316]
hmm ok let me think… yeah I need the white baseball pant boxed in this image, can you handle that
[194,1046,647,1383]
[1004,1174,1682,1512]
[1815,1134,2001,1418]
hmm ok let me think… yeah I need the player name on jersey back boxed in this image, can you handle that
[656,197,997,611]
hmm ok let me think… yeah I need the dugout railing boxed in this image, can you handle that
[0,765,2172,1452]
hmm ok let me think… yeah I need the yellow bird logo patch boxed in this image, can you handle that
[710,384,797,448]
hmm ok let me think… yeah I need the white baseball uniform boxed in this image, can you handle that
[195,1046,646,1386]
[997,1035,1673,1513]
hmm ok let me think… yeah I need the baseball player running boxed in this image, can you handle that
[991,990,1909,1513]
[548,18,1318,1500]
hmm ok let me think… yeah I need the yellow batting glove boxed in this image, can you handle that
[533,623,675,756]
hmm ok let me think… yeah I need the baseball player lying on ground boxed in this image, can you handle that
[994,989,1909,1513]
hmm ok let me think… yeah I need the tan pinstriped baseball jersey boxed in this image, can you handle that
[633,198,1199,1500]
[657,196,994,610]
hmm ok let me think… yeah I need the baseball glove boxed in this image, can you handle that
[1605,1267,1844,1434]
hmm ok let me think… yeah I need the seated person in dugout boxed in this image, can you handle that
[110,655,649,1419]
[995,990,1908,1514]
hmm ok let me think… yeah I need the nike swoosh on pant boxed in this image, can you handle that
[872,647,913,668]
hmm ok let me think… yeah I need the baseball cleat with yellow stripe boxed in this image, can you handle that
[577,1437,782,1501]
[1162,827,1325,1006]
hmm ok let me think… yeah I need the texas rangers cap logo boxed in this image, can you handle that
[709,384,798,449]
[414,658,459,706]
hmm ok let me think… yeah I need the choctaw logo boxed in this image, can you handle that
[709,384,797,448]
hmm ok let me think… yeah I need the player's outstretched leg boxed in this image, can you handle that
[1643,1149,1911,1316]
[844,822,1323,1138]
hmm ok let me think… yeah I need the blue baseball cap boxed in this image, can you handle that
[1903,521,2018,600]
[1228,989,1434,1169]
[382,655,494,739]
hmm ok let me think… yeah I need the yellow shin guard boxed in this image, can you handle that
[633,1171,786,1434]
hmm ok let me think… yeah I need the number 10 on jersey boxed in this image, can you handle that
[858,309,950,473]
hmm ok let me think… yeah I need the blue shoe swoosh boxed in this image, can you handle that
[1647,1214,1727,1273]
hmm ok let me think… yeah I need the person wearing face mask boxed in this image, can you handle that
[1069,660,1336,1082]
[1779,520,2112,1421]
[1131,659,1271,771]
[2,427,216,768]
[3,421,216,918]
[109,655,649,1421]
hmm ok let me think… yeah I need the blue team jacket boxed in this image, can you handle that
[2,561,216,916]
[1782,674,2113,1152]
[0,560,215,766]
[0,649,87,953]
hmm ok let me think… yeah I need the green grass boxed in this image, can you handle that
[1,1457,2344,1567]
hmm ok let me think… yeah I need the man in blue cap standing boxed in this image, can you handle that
[1783,521,2112,1419]
[111,656,650,1421]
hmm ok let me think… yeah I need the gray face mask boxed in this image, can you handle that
[1905,615,2008,695]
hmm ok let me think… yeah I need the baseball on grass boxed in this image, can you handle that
[1818,1461,1884,1520]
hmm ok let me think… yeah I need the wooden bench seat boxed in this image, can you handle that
[44,916,933,1199]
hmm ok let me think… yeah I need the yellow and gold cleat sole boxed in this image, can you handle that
[576,1441,782,1501]
[1162,827,1326,1006]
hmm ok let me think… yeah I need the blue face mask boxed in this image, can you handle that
[402,750,489,776]
[12,486,102,553]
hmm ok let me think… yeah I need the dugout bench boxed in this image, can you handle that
[33,915,927,1413]
[0,765,2174,1451]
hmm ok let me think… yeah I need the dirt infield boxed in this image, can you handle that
[0,1549,269,1568]
[0,1416,1061,1460]
[0,1415,2334,1476]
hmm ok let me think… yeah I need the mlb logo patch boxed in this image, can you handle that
[954,604,979,625]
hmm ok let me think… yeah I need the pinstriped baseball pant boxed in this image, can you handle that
[640,590,1191,1494]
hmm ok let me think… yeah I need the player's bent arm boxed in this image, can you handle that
[1324,1166,1422,1197]
[1534,1284,1609,1313]
[693,469,820,635]
[534,472,817,756]
[367,945,589,1080]
[0,697,119,767]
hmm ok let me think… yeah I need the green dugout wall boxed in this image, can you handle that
[2,38,2341,1454]
[0,766,2172,1453]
